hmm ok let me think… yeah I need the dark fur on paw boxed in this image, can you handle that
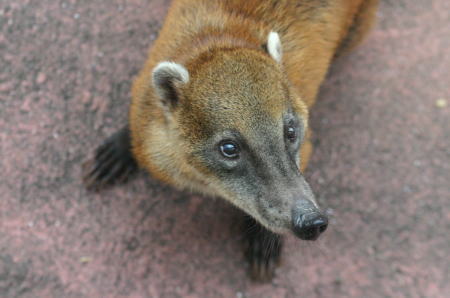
[243,216,283,282]
[82,126,138,191]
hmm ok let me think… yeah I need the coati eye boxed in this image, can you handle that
[219,141,240,158]
[286,126,296,142]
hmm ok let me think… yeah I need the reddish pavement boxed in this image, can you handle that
[1,1,449,297]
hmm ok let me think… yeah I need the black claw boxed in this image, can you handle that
[95,147,115,167]
[243,216,283,282]
[94,143,110,159]
[82,125,138,191]
[118,165,137,184]
[96,156,119,181]
[102,161,125,184]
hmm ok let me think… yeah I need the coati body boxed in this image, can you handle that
[83,0,378,281]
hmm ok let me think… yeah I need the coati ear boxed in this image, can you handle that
[266,31,282,63]
[152,61,189,108]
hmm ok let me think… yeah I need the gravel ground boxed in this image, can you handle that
[1,0,449,297]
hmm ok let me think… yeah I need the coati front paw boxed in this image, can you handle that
[243,216,283,282]
[82,125,138,190]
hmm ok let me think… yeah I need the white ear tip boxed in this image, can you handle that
[152,61,189,85]
[152,61,189,103]
[267,31,282,63]
[268,31,280,43]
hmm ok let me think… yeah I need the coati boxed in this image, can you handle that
[83,0,378,281]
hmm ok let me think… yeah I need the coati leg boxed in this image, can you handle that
[82,125,138,190]
[335,0,379,57]
[243,215,283,282]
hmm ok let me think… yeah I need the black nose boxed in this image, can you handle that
[292,212,328,241]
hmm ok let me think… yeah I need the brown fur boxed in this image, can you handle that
[130,0,378,190]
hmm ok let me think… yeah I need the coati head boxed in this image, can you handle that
[149,32,327,240]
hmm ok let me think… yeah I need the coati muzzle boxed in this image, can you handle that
[249,171,328,240]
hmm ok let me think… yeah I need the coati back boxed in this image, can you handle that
[83,0,378,281]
